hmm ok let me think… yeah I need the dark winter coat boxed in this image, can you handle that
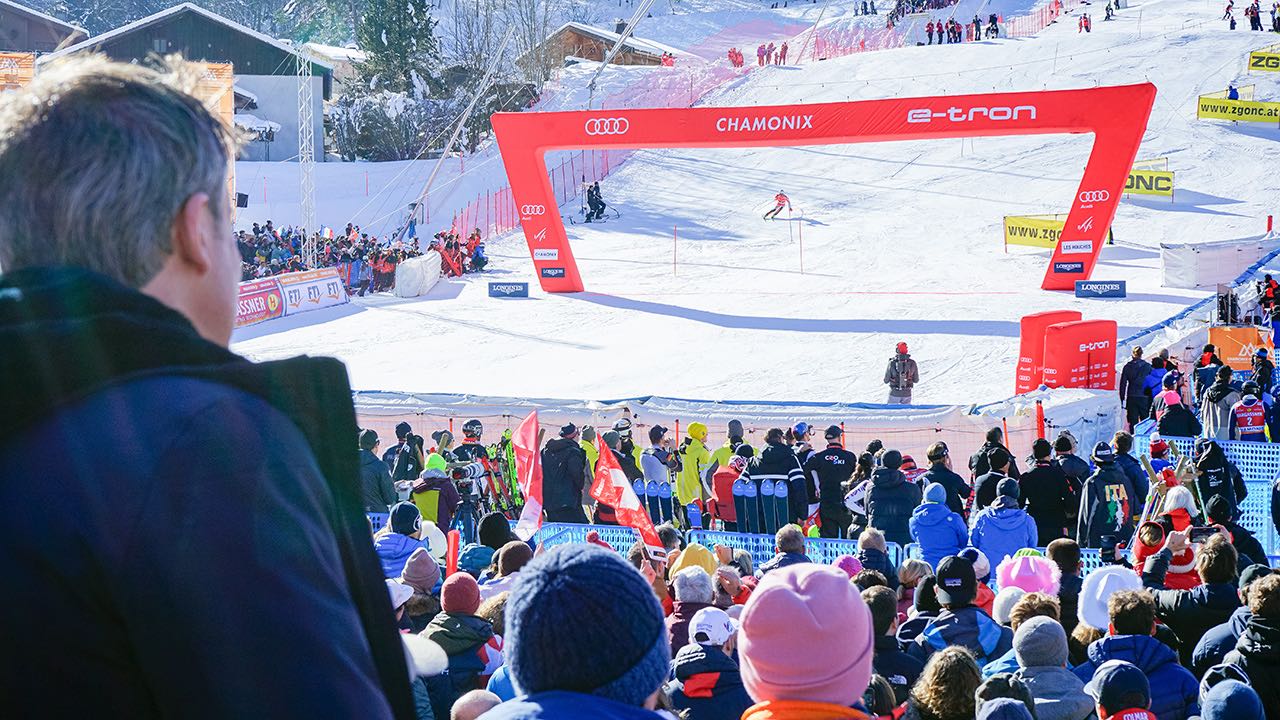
[1058,573,1083,638]
[970,441,1022,480]
[1142,547,1242,667]
[1019,460,1075,545]
[1222,615,1280,718]
[1221,520,1269,568]
[973,470,1010,511]
[757,551,811,577]
[897,612,937,646]
[541,437,588,511]
[804,443,859,513]
[911,605,1013,666]
[1072,635,1199,720]
[909,501,968,570]
[1076,462,1135,548]
[743,441,809,526]
[667,600,716,658]
[665,642,753,720]
[970,497,1039,564]
[866,467,923,546]
[857,547,900,590]
[1192,605,1251,678]
[1055,452,1091,492]
[0,267,412,719]
[1196,443,1248,516]
[360,448,397,511]
[422,612,494,717]
[919,462,971,516]
[480,691,664,720]
[1156,403,1202,437]
[873,634,924,705]
[1119,357,1153,399]
[1114,452,1149,519]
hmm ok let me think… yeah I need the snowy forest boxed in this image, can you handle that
[24,0,615,160]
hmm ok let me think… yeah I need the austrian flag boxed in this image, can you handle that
[590,440,666,559]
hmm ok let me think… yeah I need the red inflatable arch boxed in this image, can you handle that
[491,83,1156,293]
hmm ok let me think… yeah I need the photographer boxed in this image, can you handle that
[1140,530,1242,667]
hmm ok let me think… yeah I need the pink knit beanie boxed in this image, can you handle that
[739,564,874,706]
[995,555,1061,595]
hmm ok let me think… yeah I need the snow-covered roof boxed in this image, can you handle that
[549,21,691,59]
[234,112,281,133]
[302,41,367,64]
[0,0,87,36]
[232,83,257,104]
[38,2,332,70]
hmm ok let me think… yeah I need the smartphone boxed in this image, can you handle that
[1188,526,1218,543]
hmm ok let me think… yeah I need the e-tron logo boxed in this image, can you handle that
[1078,190,1110,203]
[1079,340,1111,352]
[521,205,545,215]
[906,105,1037,123]
[585,118,629,136]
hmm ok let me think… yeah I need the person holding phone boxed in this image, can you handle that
[1138,530,1242,667]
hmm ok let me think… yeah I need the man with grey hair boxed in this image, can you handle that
[668,566,716,656]
[0,57,411,717]
[757,523,811,576]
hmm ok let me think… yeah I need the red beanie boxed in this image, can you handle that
[440,572,481,615]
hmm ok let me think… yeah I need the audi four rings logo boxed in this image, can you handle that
[521,204,545,215]
[585,118,630,135]
[1078,190,1110,203]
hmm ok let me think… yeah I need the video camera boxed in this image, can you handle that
[450,461,486,497]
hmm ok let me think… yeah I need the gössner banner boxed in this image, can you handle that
[235,267,349,328]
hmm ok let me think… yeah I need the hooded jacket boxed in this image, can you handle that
[1076,462,1134,548]
[374,532,427,578]
[665,642,753,720]
[970,497,1038,565]
[1071,635,1199,720]
[1196,442,1248,514]
[911,605,1013,666]
[1120,357,1153,400]
[359,449,397,512]
[1156,403,1202,438]
[872,633,923,706]
[866,467,923,546]
[1014,666,1093,720]
[410,470,461,531]
[910,501,968,570]
[541,437,587,511]
[919,462,971,516]
[1222,615,1280,717]
[1192,605,1252,678]
[0,268,412,719]
[422,612,496,716]
[677,433,712,506]
[1018,460,1075,545]
[1201,380,1242,440]
[479,690,665,720]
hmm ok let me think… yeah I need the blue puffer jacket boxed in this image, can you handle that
[374,532,426,577]
[665,643,753,720]
[911,605,1012,666]
[969,498,1038,565]
[1072,635,1199,720]
[480,691,666,719]
[909,502,967,570]
[1192,606,1252,678]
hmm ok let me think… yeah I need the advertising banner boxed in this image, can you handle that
[0,52,35,93]
[1197,94,1280,124]
[1208,325,1270,371]
[1041,319,1118,391]
[235,278,285,328]
[277,267,349,314]
[489,282,530,298]
[1075,280,1127,298]
[1249,50,1280,72]
[191,62,236,216]
[1005,215,1067,249]
[1125,169,1173,197]
[1016,310,1082,394]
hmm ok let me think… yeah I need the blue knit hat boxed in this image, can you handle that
[924,482,947,504]
[505,544,668,707]
[1200,679,1264,719]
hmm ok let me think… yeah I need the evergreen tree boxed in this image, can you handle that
[356,0,441,98]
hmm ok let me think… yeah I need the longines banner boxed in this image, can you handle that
[492,84,1157,292]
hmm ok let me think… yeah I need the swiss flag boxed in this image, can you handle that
[591,440,666,559]
[512,411,543,541]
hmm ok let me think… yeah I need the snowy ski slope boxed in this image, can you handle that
[233,0,1280,405]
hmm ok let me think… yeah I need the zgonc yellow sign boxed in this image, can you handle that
[1004,215,1066,249]
[1197,88,1280,124]
[1249,48,1280,72]
[1126,169,1173,197]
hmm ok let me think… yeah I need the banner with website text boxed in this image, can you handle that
[1004,214,1067,249]
[1198,86,1280,124]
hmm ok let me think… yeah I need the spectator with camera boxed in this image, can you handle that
[1141,530,1241,667]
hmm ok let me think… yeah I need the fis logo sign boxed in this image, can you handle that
[533,228,547,243]
[540,267,566,279]
[1077,216,1095,233]
[1060,240,1093,255]
[584,118,629,136]
[1054,261,1085,274]
[488,282,529,298]
[1075,280,1126,298]
[532,248,559,261]
[716,114,815,132]
[906,105,1037,123]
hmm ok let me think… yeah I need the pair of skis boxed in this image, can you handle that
[731,478,791,535]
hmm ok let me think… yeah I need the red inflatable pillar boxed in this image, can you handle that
[1016,310,1082,394]
[1041,319,1119,391]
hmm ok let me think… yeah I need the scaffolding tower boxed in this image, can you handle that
[297,52,317,267]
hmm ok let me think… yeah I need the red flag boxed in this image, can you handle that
[512,411,543,540]
[591,441,666,559]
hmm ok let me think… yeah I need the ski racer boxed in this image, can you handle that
[884,341,919,404]
[763,190,790,220]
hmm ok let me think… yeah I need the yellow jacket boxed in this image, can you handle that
[580,439,599,475]
[676,436,711,505]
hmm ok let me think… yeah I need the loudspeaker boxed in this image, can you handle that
[236,192,249,208]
